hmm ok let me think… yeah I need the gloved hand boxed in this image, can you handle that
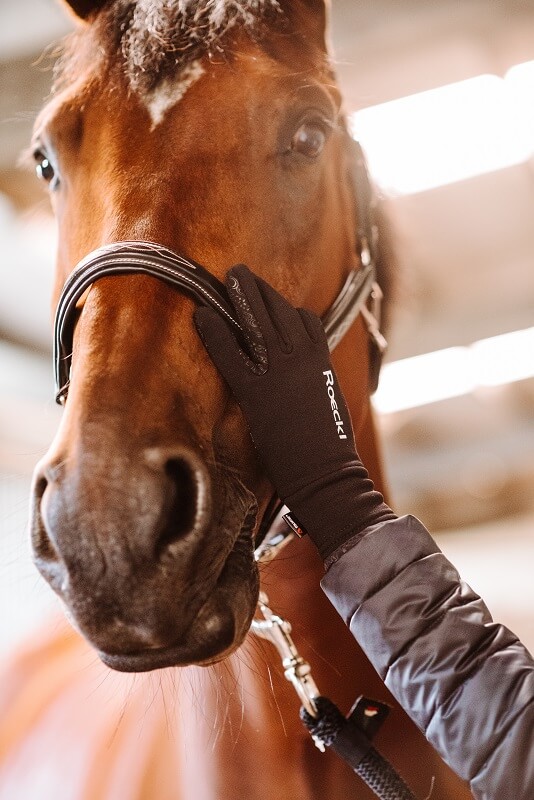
[194,265,395,561]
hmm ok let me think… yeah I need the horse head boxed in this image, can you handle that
[30,0,380,672]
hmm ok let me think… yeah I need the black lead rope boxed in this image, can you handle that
[301,696,417,800]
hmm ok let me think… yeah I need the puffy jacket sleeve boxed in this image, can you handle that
[320,515,534,800]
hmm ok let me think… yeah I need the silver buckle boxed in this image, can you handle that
[361,281,388,354]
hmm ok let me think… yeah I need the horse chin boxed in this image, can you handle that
[96,526,260,673]
[99,627,244,673]
[98,593,259,673]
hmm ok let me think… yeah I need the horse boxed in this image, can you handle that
[10,1,473,797]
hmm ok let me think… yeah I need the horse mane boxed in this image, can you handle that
[54,0,283,94]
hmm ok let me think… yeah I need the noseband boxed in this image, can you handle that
[54,242,242,403]
[54,242,384,402]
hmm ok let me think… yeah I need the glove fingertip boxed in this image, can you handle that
[226,264,254,297]
[227,263,250,281]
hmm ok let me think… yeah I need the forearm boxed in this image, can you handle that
[321,515,534,799]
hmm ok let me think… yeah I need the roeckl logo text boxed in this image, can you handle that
[323,370,347,439]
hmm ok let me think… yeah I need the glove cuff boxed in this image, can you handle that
[284,461,397,560]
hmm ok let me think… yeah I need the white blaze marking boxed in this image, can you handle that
[145,61,205,129]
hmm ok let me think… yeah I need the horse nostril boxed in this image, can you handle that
[156,455,209,555]
[31,474,60,564]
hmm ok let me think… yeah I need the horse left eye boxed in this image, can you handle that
[291,122,327,159]
[34,152,56,184]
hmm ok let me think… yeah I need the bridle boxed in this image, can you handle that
[54,239,384,398]
[54,140,386,404]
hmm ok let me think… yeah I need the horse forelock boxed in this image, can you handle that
[124,0,285,89]
[54,0,283,95]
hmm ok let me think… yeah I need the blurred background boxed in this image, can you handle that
[1,0,533,664]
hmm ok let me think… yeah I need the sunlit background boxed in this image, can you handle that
[1,0,533,665]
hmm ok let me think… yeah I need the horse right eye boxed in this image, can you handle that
[34,152,56,184]
[291,121,327,159]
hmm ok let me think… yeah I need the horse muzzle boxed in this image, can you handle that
[30,444,259,670]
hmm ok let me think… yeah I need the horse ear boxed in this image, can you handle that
[61,0,112,20]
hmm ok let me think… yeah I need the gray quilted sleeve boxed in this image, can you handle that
[321,515,534,800]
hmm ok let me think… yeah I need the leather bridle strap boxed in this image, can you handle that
[322,261,382,353]
[54,241,241,403]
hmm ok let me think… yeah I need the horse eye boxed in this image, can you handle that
[34,152,56,184]
[290,122,327,159]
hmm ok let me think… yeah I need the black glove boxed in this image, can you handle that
[194,265,395,560]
